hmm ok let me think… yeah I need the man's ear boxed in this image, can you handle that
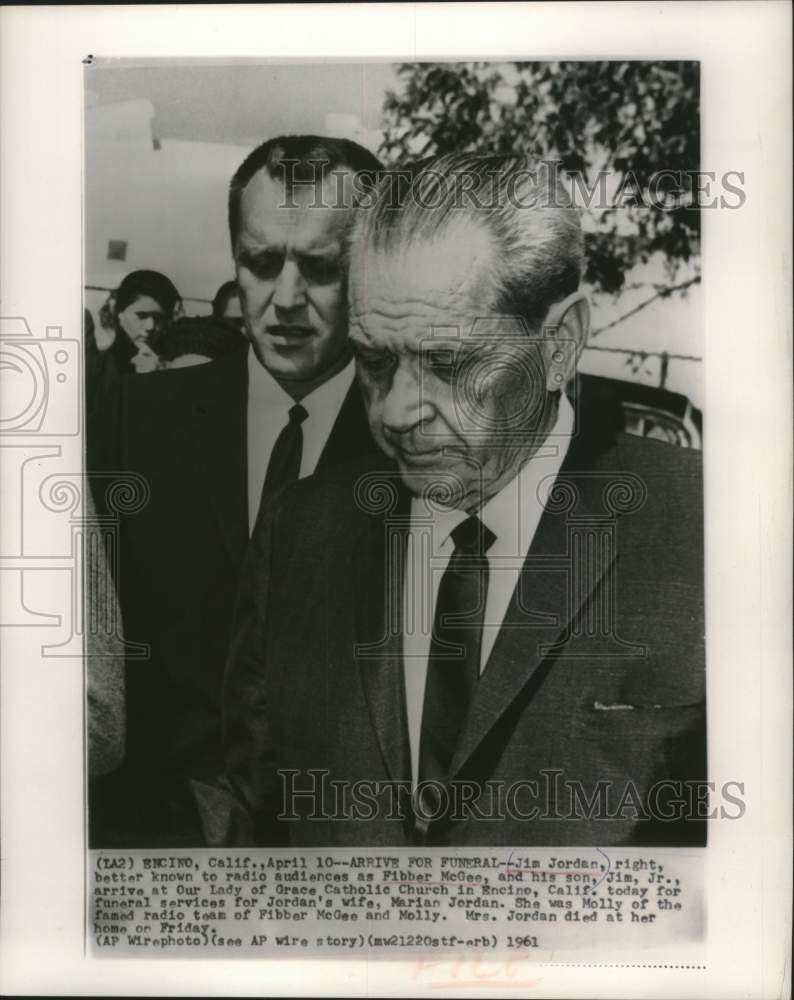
[542,291,590,392]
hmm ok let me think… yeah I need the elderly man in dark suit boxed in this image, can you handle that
[207,152,706,848]
[89,136,382,846]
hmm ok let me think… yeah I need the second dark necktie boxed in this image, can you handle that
[417,514,496,820]
[263,402,308,495]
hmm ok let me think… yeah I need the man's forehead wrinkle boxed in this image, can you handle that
[240,170,353,251]
[351,276,484,334]
[239,213,344,252]
[241,207,339,229]
[242,165,355,212]
[352,291,470,330]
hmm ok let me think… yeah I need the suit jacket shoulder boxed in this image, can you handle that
[606,432,703,584]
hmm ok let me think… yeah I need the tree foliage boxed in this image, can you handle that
[380,61,700,296]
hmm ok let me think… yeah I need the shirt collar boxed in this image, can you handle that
[299,356,356,422]
[247,344,355,417]
[247,344,293,409]
[478,392,573,552]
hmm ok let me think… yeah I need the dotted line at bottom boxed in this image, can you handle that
[537,964,706,969]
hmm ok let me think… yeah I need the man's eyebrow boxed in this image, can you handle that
[421,339,467,357]
[423,342,489,368]
[348,332,379,348]
[237,242,282,253]
[296,243,340,258]
[237,242,339,259]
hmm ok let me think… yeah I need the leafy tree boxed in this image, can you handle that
[379,61,700,300]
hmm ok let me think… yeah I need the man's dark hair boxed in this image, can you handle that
[211,279,240,318]
[228,134,382,249]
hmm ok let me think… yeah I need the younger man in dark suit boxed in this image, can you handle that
[89,136,382,846]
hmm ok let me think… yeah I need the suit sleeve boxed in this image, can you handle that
[192,488,288,846]
[85,490,126,778]
[85,347,123,487]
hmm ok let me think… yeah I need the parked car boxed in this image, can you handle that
[575,373,702,450]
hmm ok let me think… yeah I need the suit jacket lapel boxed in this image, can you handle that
[316,379,376,471]
[192,362,369,573]
[193,349,249,571]
[448,433,619,778]
[351,482,412,786]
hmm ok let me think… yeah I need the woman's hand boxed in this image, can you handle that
[94,296,117,351]
[93,323,116,352]
[130,344,160,374]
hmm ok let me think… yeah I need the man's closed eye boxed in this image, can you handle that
[353,346,397,378]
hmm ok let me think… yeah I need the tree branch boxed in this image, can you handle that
[590,275,701,338]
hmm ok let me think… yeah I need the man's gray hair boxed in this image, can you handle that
[351,152,584,330]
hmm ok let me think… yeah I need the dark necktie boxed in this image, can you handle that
[263,402,308,495]
[417,514,496,821]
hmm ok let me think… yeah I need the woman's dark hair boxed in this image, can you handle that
[114,269,181,316]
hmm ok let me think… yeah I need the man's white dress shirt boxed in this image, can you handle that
[246,346,355,535]
[402,394,575,784]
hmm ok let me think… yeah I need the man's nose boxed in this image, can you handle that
[382,367,433,435]
[273,260,306,311]
[142,316,155,333]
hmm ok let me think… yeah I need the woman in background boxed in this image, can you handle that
[92,269,182,375]
[85,269,181,469]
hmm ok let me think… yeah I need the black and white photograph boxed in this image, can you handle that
[84,58,708,850]
[0,4,790,996]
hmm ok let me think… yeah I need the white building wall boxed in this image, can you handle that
[85,100,702,405]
